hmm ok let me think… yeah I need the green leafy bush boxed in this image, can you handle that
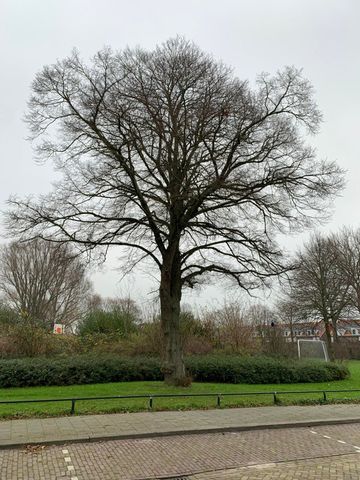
[0,355,348,388]
[78,309,138,337]
[0,356,162,388]
[186,355,349,384]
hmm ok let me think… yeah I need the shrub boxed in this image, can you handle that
[333,341,360,360]
[183,337,213,355]
[0,354,348,388]
[8,324,50,358]
[78,309,137,337]
[0,330,84,359]
[0,355,163,388]
[185,355,349,384]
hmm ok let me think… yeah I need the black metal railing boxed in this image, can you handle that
[1,388,360,415]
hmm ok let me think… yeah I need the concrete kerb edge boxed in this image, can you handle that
[3,416,360,450]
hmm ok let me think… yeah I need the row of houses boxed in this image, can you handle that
[279,319,360,342]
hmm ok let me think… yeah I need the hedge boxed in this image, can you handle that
[186,355,349,384]
[0,355,349,388]
[0,356,163,388]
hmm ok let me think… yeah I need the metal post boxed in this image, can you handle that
[217,395,221,408]
[323,391,327,402]
[70,399,76,415]
[273,392,278,404]
[149,396,153,410]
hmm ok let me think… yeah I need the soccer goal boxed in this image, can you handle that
[297,339,330,362]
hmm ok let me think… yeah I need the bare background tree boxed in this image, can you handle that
[6,38,343,383]
[333,227,360,314]
[199,302,257,354]
[276,288,303,343]
[0,240,91,330]
[245,303,274,327]
[283,234,351,359]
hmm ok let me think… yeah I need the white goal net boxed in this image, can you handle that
[297,339,329,362]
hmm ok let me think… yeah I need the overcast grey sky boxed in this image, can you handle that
[1,0,359,308]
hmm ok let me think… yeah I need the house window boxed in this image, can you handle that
[352,329,357,335]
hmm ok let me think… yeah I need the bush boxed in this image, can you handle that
[0,354,349,388]
[185,355,349,384]
[7,324,50,358]
[333,340,360,360]
[78,309,137,337]
[0,355,163,388]
[0,330,84,359]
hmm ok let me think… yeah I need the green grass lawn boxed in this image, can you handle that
[1,360,360,419]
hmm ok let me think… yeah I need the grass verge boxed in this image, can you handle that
[0,360,358,420]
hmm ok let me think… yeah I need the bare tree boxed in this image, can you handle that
[87,294,141,320]
[6,38,344,382]
[0,240,91,330]
[213,302,256,353]
[332,227,360,314]
[276,288,303,343]
[289,234,350,359]
[244,303,287,355]
[245,303,275,326]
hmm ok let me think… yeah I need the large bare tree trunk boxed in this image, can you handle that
[159,248,186,385]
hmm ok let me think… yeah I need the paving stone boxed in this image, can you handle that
[2,404,360,447]
[191,455,360,479]
[2,425,360,479]
[3,407,360,478]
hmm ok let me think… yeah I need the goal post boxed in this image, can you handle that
[297,339,330,362]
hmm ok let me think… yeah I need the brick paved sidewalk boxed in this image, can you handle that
[2,403,360,448]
